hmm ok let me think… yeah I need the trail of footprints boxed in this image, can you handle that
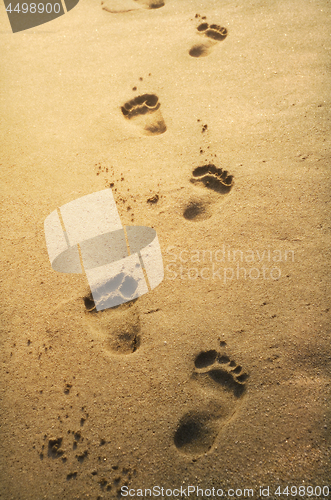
[91,0,241,464]
[174,345,249,457]
[101,3,228,58]
[113,12,231,221]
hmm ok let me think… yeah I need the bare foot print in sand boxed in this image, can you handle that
[174,345,248,457]
[190,164,233,193]
[121,93,167,136]
[189,23,228,58]
[182,164,234,221]
[101,0,164,13]
[83,293,141,355]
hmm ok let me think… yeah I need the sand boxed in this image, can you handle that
[0,0,330,498]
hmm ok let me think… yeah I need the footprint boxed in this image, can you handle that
[48,437,65,458]
[182,164,233,222]
[121,94,167,136]
[101,0,164,14]
[182,197,213,222]
[190,164,234,194]
[84,295,141,355]
[189,23,228,58]
[86,272,140,312]
[174,346,248,457]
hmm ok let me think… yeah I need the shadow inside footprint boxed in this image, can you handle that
[189,23,228,58]
[182,200,211,221]
[174,412,219,455]
[84,293,96,312]
[204,24,228,41]
[121,93,166,136]
[190,164,234,194]
[194,350,218,368]
[189,45,209,58]
[145,0,164,8]
[108,323,141,354]
[208,369,246,397]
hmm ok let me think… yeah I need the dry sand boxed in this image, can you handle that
[0,0,330,498]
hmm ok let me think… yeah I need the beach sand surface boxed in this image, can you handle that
[0,0,330,498]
